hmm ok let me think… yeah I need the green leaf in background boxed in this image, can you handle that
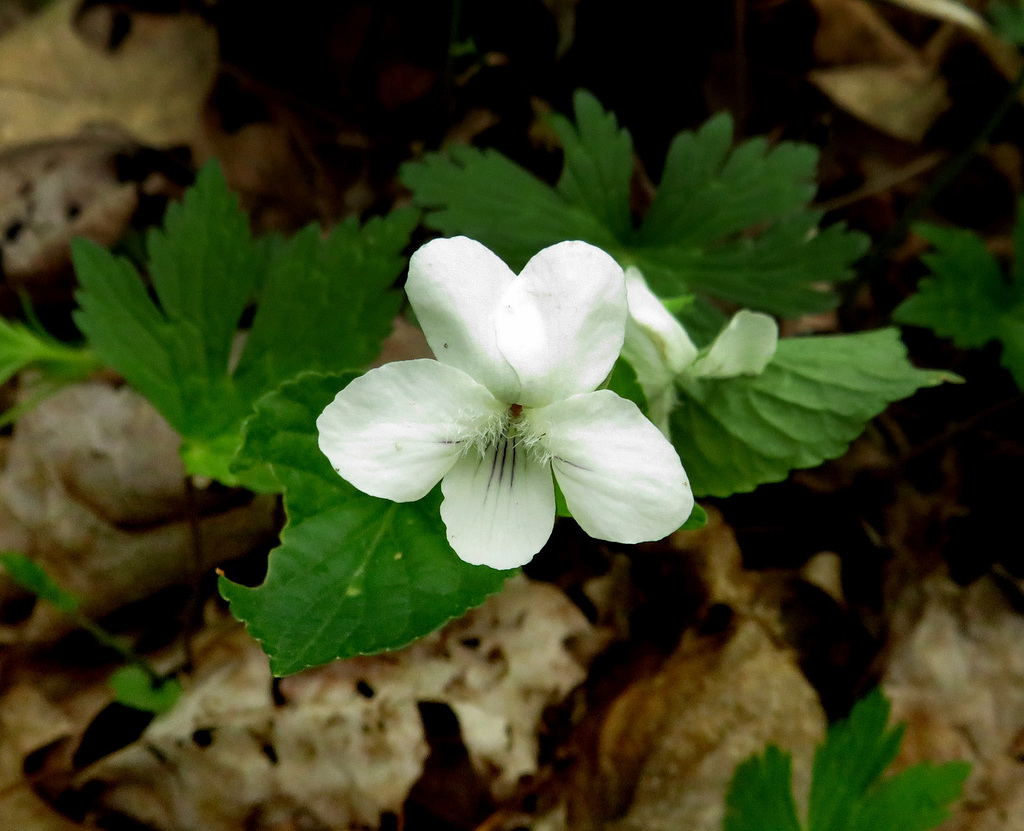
[0,551,80,613]
[894,221,1024,387]
[724,689,970,831]
[808,688,906,831]
[724,745,802,831]
[402,89,868,316]
[0,318,99,387]
[990,0,1024,45]
[670,328,950,497]
[606,357,649,413]
[680,502,708,530]
[72,162,417,490]
[109,665,181,715]
[218,373,511,675]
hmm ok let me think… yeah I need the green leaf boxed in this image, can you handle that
[109,665,181,715]
[670,328,949,497]
[809,690,970,831]
[401,143,613,270]
[0,318,98,387]
[680,503,708,530]
[73,163,416,490]
[549,89,634,238]
[606,358,648,413]
[725,689,969,831]
[0,551,79,613]
[894,221,1024,387]
[724,745,802,831]
[809,689,905,831]
[232,210,416,400]
[990,0,1024,45]
[219,372,511,675]
[849,762,972,831]
[635,113,816,248]
[402,89,868,316]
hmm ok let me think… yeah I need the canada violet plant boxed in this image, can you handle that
[57,93,951,674]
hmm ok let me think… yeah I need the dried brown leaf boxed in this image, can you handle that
[885,574,1024,831]
[0,0,217,150]
[0,381,277,642]
[83,577,606,829]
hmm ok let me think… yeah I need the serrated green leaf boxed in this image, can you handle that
[849,762,972,831]
[401,143,613,271]
[670,328,948,497]
[109,665,181,715]
[895,224,1014,349]
[637,211,867,317]
[146,163,262,383]
[635,113,817,248]
[550,90,634,238]
[0,551,80,612]
[232,209,416,400]
[726,689,969,831]
[724,745,802,831]
[809,689,905,831]
[402,89,868,316]
[894,220,1024,387]
[73,163,415,490]
[0,318,98,387]
[219,372,511,675]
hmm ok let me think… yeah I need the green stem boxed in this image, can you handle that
[69,611,166,687]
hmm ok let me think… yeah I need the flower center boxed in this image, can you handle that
[463,402,548,464]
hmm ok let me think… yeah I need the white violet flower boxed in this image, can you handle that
[317,238,693,570]
[621,266,779,436]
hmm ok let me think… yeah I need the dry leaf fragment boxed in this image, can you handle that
[564,618,824,831]
[0,0,217,151]
[0,131,182,303]
[0,381,278,642]
[810,62,950,142]
[809,0,951,141]
[83,577,606,829]
[812,0,920,65]
[560,510,826,831]
[0,685,82,831]
[885,574,1024,831]
[881,0,988,34]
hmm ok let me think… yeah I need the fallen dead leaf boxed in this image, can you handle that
[600,618,824,831]
[882,0,987,34]
[562,509,826,831]
[81,576,607,829]
[884,573,1024,831]
[809,0,951,141]
[0,381,278,642]
[812,0,920,65]
[0,684,82,830]
[0,0,217,151]
[811,62,950,142]
[0,130,184,305]
[0,132,138,296]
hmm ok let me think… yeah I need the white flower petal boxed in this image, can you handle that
[494,241,626,407]
[406,237,521,401]
[689,310,778,379]
[440,437,555,569]
[530,390,693,543]
[623,266,698,374]
[317,359,503,502]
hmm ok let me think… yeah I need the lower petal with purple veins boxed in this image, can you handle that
[439,436,555,569]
